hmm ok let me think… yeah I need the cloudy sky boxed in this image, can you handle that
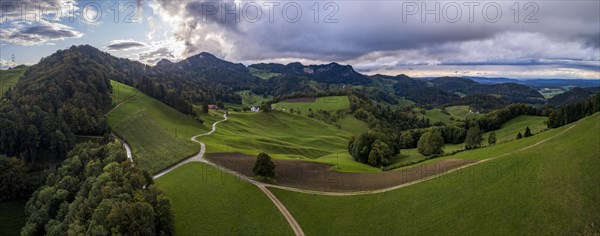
[1,0,599,79]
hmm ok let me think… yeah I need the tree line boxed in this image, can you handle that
[546,94,600,128]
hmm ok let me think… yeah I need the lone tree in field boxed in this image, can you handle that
[465,126,483,150]
[524,126,533,137]
[253,152,275,178]
[516,132,523,139]
[417,132,444,156]
[488,132,497,145]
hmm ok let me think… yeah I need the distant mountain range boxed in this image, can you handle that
[5,45,599,111]
[249,62,371,85]
[419,76,600,89]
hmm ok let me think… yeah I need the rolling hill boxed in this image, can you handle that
[107,80,222,174]
[249,62,371,85]
[547,87,596,106]
[200,110,379,172]
[271,112,600,235]
[431,77,544,104]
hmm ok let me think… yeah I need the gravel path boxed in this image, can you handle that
[146,113,305,236]
[152,114,229,180]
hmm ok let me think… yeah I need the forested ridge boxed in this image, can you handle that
[0,46,182,235]
[0,46,113,162]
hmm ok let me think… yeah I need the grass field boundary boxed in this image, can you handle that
[261,122,578,196]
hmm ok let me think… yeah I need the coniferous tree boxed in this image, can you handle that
[488,132,497,145]
[516,132,523,139]
[524,126,533,137]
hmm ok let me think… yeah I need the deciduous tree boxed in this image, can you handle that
[253,152,275,178]
[465,126,483,150]
[417,132,444,156]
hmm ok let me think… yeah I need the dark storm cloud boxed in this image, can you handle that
[150,0,599,76]
[582,33,600,49]
[106,40,147,51]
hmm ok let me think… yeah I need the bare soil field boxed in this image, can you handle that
[206,153,476,192]
[280,97,317,103]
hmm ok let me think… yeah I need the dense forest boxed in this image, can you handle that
[0,47,113,162]
[21,141,173,235]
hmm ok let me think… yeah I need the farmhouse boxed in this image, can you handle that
[250,106,260,112]
[208,104,218,110]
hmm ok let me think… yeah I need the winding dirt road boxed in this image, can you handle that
[148,114,306,236]
[152,114,229,179]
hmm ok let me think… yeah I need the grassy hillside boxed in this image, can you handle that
[0,200,26,236]
[272,113,600,235]
[236,90,271,106]
[200,111,379,172]
[482,115,547,144]
[387,115,547,170]
[248,67,281,79]
[272,96,350,114]
[0,66,26,96]
[415,105,482,125]
[155,163,293,235]
[108,81,222,174]
[446,105,475,119]
[337,115,369,135]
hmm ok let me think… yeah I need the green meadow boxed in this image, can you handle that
[271,113,600,235]
[336,115,370,136]
[107,81,222,174]
[200,111,379,172]
[236,90,271,106]
[387,115,548,170]
[272,96,350,114]
[482,115,548,144]
[248,67,281,80]
[415,105,479,124]
[0,66,26,95]
[154,162,293,235]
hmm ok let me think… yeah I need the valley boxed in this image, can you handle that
[1,45,598,236]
